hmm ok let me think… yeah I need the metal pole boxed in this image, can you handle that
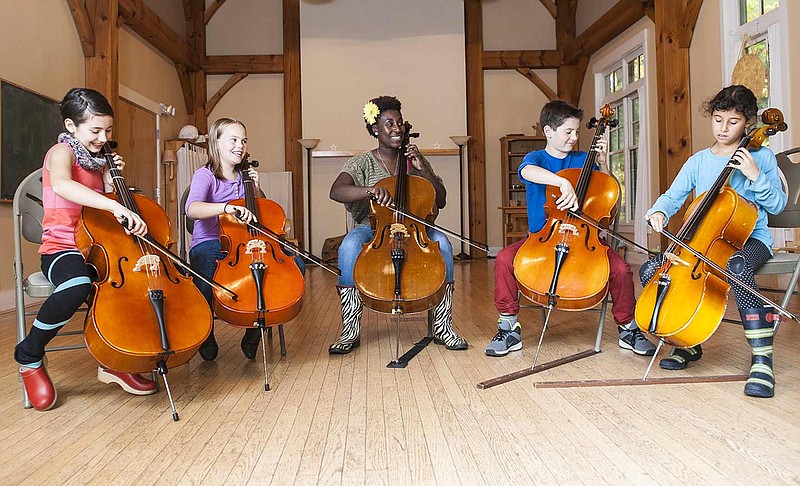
[456,143,471,260]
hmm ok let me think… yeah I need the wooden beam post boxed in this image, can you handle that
[283,0,305,249]
[555,0,578,103]
[654,0,694,236]
[187,0,207,132]
[464,0,487,257]
[85,0,119,113]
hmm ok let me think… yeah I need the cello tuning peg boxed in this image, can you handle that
[250,160,260,168]
[586,117,598,128]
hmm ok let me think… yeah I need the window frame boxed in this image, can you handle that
[720,0,790,151]
[596,46,646,226]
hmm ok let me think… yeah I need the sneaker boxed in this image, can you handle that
[659,345,703,370]
[485,325,522,357]
[98,367,158,395]
[618,327,656,356]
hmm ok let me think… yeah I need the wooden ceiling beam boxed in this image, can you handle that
[174,63,193,115]
[516,68,557,100]
[679,0,704,48]
[563,0,653,65]
[117,0,198,69]
[204,55,284,74]
[538,0,557,19]
[555,0,578,102]
[204,0,227,24]
[482,50,561,70]
[66,0,95,57]
[206,73,247,115]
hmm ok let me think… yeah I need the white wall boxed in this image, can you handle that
[300,0,466,254]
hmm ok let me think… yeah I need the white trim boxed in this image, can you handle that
[720,0,790,151]
[118,85,159,114]
[592,27,651,249]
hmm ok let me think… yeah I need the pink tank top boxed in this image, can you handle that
[39,143,105,255]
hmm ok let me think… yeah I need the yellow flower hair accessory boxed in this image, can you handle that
[363,101,380,125]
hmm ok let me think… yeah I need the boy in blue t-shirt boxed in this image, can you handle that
[485,100,655,357]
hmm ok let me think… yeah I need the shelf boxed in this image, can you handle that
[313,148,458,158]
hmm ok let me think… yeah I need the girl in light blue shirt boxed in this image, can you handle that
[639,85,786,398]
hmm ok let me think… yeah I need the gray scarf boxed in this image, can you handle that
[58,132,107,171]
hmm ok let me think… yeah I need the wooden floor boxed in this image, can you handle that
[2,259,800,485]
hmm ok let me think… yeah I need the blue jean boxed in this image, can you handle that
[189,239,306,307]
[337,224,454,287]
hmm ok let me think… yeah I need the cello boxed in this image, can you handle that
[353,122,445,315]
[77,144,215,421]
[635,108,788,353]
[512,104,619,365]
[211,156,305,389]
[352,122,446,366]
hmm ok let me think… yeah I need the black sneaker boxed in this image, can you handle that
[659,345,703,370]
[618,327,656,356]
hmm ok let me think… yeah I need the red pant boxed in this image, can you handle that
[494,238,635,325]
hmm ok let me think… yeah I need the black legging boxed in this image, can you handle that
[639,238,772,310]
[14,251,93,366]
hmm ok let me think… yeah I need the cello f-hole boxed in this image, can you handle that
[111,256,129,288]
[537,220,558,243]
[580,223,597,251]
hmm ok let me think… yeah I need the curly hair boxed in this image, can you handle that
[702,85,758,121]
[364,95,402,137]
[540,99,584,132]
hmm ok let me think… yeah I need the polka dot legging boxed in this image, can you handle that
[639,238,772,310]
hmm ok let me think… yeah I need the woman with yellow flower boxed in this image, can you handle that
[327,95,467,354]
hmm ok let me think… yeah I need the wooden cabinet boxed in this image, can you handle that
[499,134,546,246]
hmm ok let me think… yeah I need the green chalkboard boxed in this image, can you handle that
[1,81,63,200]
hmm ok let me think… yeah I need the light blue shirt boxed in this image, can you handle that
[646,146,786,252]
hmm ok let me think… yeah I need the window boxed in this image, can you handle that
[598,48,645,225]
[740,0,779,24]
[721,0,789,150]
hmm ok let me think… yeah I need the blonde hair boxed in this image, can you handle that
[207,117,247,179]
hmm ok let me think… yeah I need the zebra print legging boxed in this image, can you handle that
[639,238,772,310]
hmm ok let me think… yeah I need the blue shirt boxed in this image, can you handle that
[646,146,786,252]
[519,149,592,233]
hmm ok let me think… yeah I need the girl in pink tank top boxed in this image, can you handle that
[15,88,158,411]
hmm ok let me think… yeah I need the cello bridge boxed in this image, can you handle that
[664,252,690,266]
[133,254,161,273]
[558,223,579,236]
[245,239,267,254]
[389,223,409,238]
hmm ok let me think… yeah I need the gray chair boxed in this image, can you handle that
[753,147,800,328]
[13,169,87,407]
[180,187,287,356]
